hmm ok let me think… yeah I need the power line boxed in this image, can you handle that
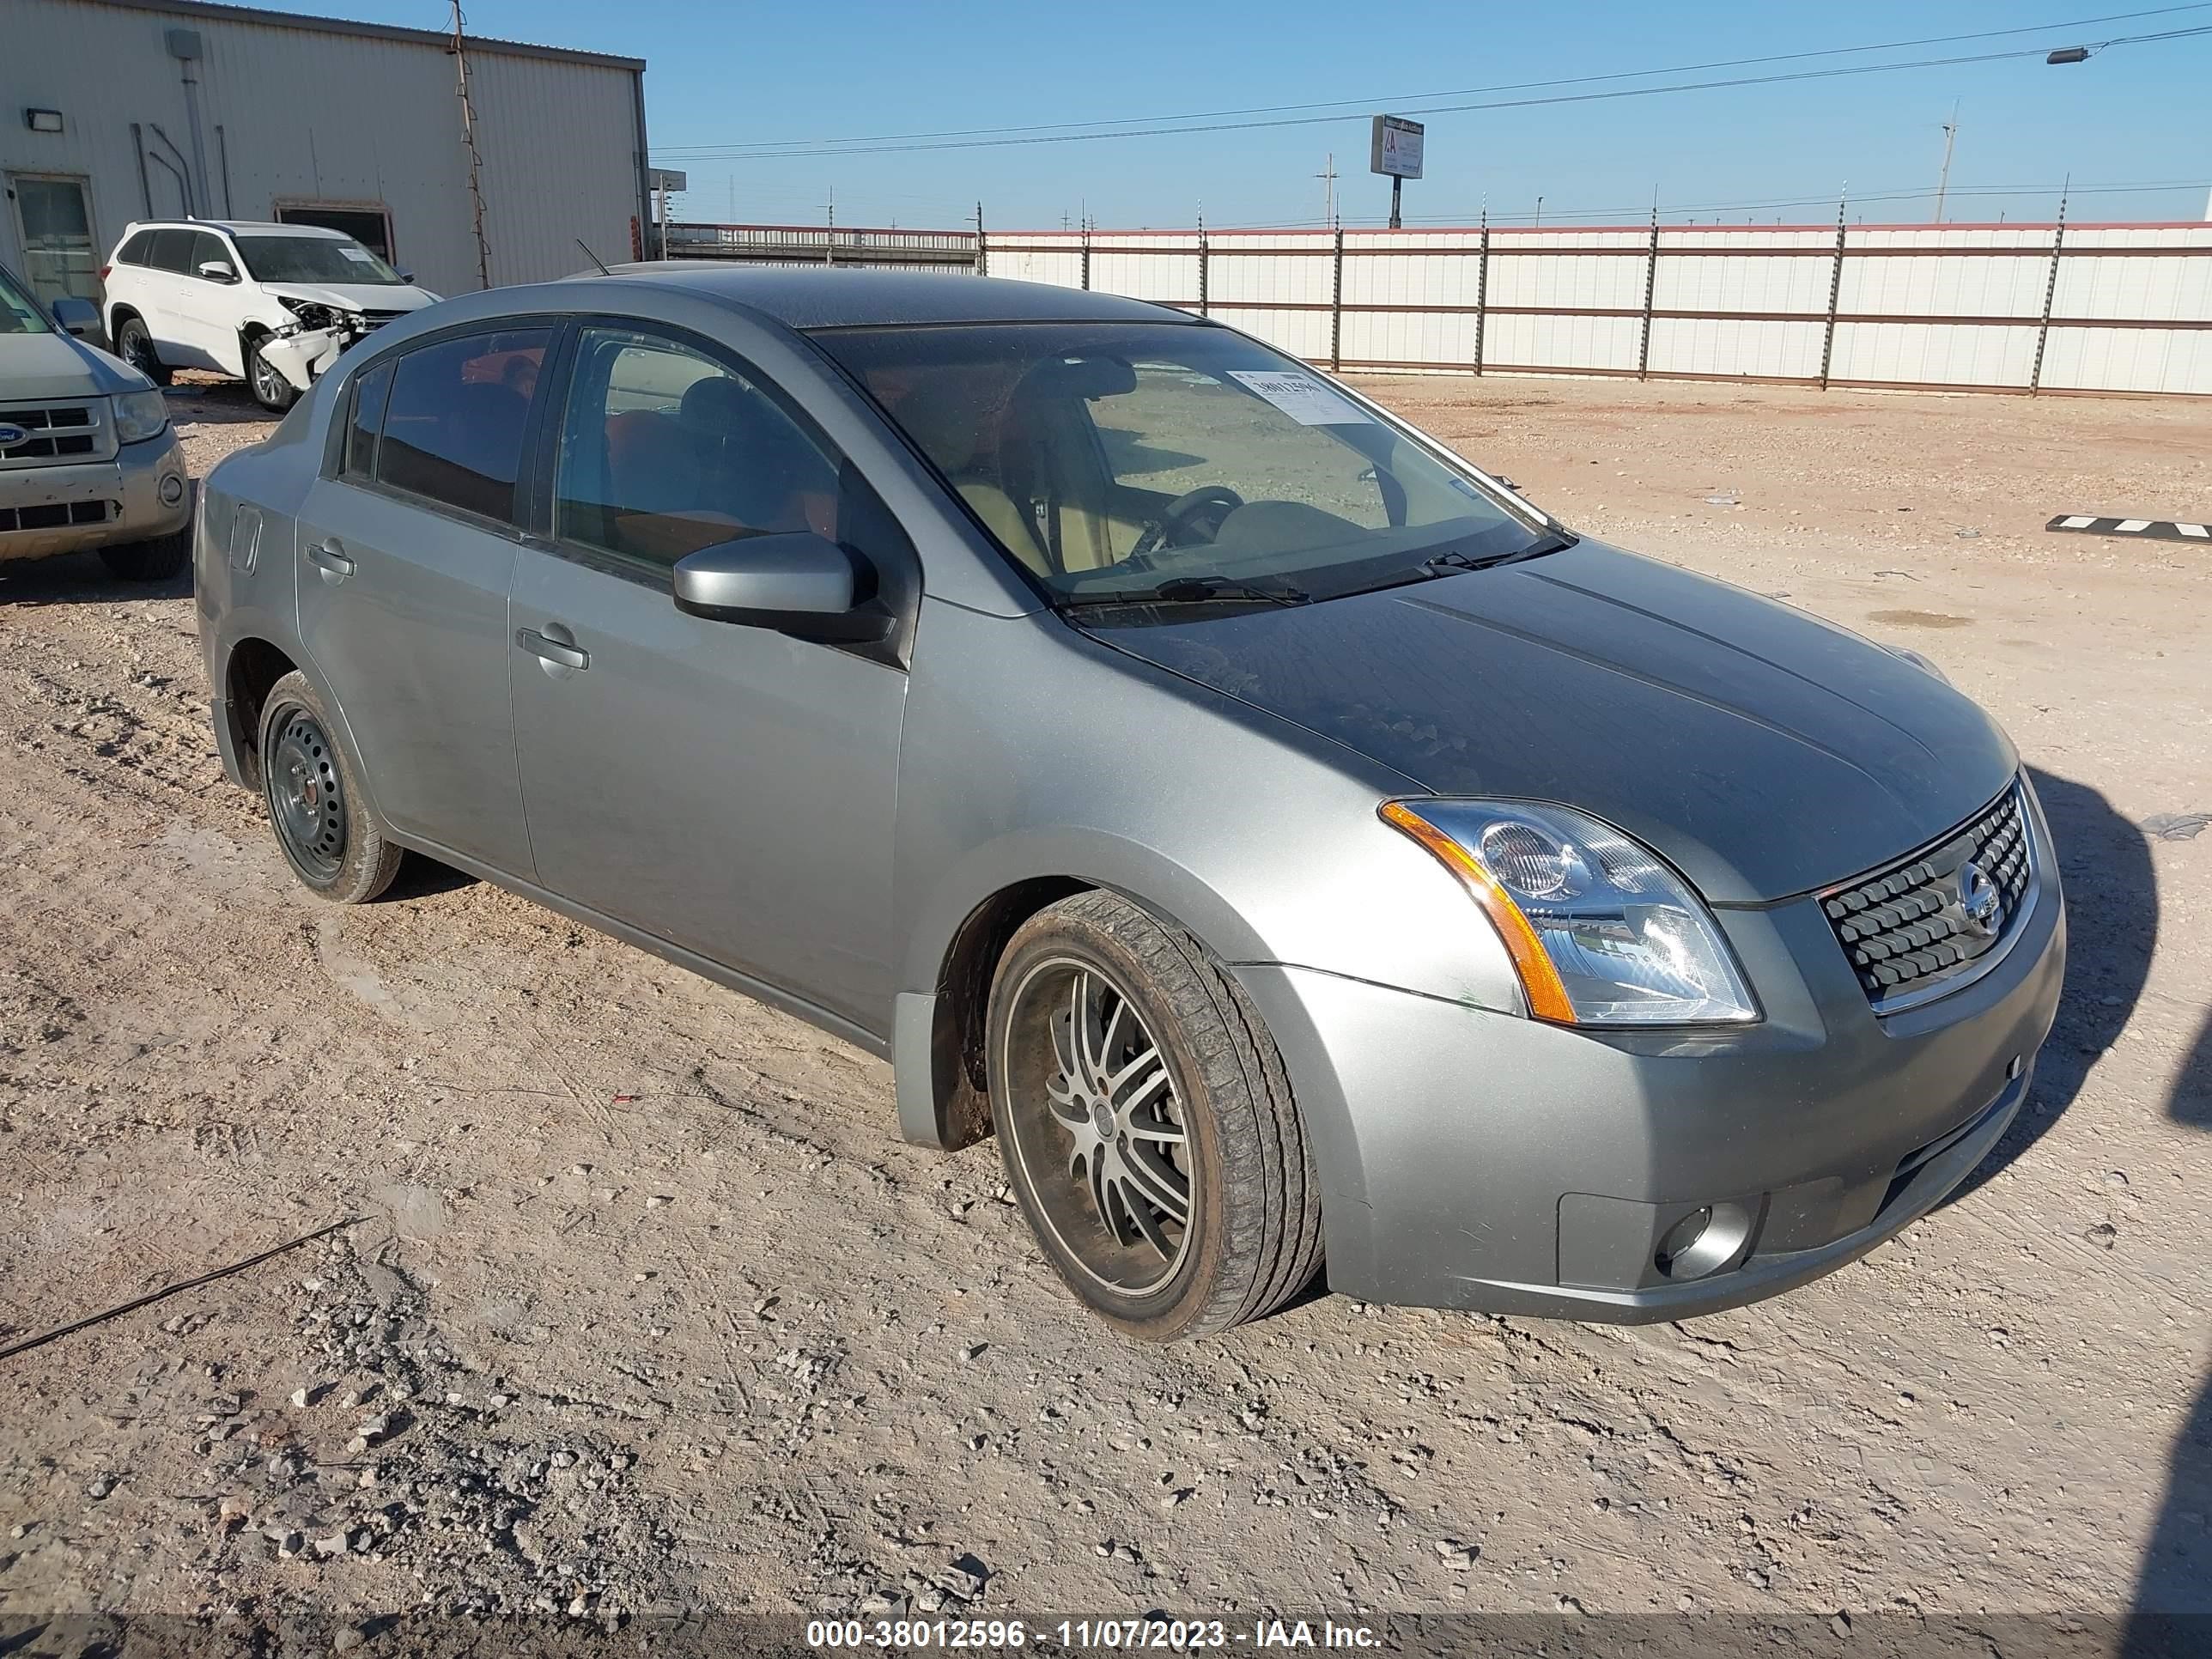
[653,6,2212,160]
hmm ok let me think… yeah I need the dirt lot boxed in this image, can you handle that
[2,370,2207,1643]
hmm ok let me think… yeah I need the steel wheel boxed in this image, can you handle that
[264,707,348,884]
[1000,956,1194,1296]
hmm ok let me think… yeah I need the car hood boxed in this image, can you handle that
[1084,540,2017,902]
[264,282,439,313]
[0,329,147,399]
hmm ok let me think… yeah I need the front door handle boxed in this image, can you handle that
[516,626,590,672]
[305,539,355,580]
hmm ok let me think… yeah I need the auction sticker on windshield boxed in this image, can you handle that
[1225,368,1371,426]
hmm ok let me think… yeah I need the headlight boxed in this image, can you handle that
[1380,799,1758,1026]
[112,388,168,444]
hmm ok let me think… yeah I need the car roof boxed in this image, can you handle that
[125,220,346,240]
[586,264,1204,331]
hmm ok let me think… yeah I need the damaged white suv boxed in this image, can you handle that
[100,221,440,412]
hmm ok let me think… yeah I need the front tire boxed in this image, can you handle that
[99,521,191,583]
[113,314,172,386]
[986,890,1323,1340]
[246,333,299,413]
[256,672,402,904]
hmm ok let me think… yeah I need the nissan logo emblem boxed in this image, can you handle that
[1956,860,2002,938]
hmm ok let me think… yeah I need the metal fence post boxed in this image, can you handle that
[1080,222,1091,291]
[2030,195,2068,395]
[1473,216,1488,376]
[1818,196,1847,391]
[1638,206,1660,380]
[1330,222,1344,372]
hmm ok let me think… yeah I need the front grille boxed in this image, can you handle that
[0,498,114,532]
[1822,782,2034,1010]
[0,403,101,464]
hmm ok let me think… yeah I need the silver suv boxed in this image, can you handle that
[193,267,2065,1341]
[0,260,192,583]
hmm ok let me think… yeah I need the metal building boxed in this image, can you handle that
[1,0,649,307]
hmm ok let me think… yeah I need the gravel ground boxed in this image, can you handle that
[1,370,2207,1644]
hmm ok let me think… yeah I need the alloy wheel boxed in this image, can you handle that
[1001,957,1194,1295]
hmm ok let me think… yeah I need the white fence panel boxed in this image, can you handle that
[987,224,2212,397]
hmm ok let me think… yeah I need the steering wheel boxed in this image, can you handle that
[1129,485,1246,562]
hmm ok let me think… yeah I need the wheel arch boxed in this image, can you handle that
[217,637,386,834]
[894,830,1277,1153]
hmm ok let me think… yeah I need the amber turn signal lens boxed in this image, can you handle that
[1379,799,1578,1024]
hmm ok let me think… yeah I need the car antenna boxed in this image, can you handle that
[574,238,612,276]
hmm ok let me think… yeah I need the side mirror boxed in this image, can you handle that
[672,532,892,643]
[400,271,416,284]
[197,259,237,283]
[50,296,99,338]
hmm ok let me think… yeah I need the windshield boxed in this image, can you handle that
[815,320,1557,611]
[0,265,54,336]
[234,234,405,286]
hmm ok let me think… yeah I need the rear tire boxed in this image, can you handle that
[256,671,403,904]
[112,314,171,386]
[986,890,1323,1341]
[246,333,299,413]
[98,521,191,583]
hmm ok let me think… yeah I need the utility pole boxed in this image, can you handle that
[448,0,492,288]
[1534,196,1544,228]
[1934,100,1960,222]
[1315,152,1338,227]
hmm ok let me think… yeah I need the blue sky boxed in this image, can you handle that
[271,1,2210,229]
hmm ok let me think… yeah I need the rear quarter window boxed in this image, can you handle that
[116,230,155,266]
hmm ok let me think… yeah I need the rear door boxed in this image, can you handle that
[506,321,910,1031]
[293,325,553,877]
[133,228,203,366]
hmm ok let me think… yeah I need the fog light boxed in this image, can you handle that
[158,473,185,507]
[1654,1200,1753,1280]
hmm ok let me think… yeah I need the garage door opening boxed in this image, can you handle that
[274,204,394,264]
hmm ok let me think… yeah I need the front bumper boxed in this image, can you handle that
[1237,811,2066,1322]
[0,430,191,562]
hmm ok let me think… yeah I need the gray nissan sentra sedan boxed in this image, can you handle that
[195,267,2064,1341]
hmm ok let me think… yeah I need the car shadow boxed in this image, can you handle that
[380,853,478,902]
[1941,765,2157,1206]
[2122,1004,2212,1656]
[0,547,192,605]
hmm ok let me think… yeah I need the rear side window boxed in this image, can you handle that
[147,228,195,273]
[116,230,155,266]
[373,329,551,525]
[341,360,394,480]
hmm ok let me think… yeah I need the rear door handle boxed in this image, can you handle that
[304,539,355,579]
[515,627,590,672]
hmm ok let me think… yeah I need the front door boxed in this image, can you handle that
[295,325,552,877]
[507,323,908,1034]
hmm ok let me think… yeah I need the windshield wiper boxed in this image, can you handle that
[1060,574,1312,609]
[1419,532,1577,577]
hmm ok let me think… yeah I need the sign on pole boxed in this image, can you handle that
[1370,116,1424,180]
[646,167,688,192]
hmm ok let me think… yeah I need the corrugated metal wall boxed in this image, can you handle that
[988,222,2212,398]
[1,0,643,299]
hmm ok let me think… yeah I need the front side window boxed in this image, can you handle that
[553,326,841,568]
[816,321,1555,613]
[234,234,406,287]
[189,230,231,279]
[0,264,54,335]
[372,329,551,524]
